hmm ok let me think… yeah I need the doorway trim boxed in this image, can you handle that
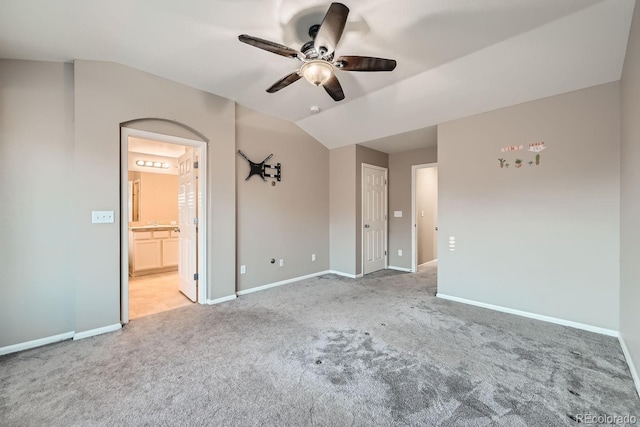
[411,163,438,273]
[361,163,389,275]
[120,127,208,324]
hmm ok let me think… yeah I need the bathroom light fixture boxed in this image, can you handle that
[135,159,172,169]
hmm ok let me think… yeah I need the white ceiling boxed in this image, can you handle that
[128,137,186,158]
[0,0,634,152]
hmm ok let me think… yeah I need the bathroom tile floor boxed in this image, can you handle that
[129,272,194,319]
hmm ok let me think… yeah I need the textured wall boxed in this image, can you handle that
[438,82,620,331]
[620,0,640,394]
[0,60,75,347]
[329,145,356,275]
[235,106,329,291]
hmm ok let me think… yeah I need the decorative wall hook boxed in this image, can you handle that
[237,150,282,182]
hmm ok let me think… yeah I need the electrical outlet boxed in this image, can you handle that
[311,254,316,262]
[92,210,114,224]
[240,265,246,275]
[279,259,284,267]
[398,249,403,256]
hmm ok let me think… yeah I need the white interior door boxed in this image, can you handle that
[363,165,387,274]
[178,149,197,302]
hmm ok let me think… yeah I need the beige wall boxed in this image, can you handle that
[355,145,388,275]
[388,147,438,269]
[438,82,621,330]
[235,106,329,291]
[329,145,357,275]
[0,60,75,347]
[620,0,640,393]
[138,172,178,224]
[73,60,236,333]
[416,167,438,265]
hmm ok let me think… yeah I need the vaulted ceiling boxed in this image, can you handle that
[0,0,634,152]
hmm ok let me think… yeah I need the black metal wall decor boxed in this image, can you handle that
[237,150,282,182]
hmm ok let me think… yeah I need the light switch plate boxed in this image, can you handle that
[92,210,114,224]
[394,211,402,218]
[240,265,246,274]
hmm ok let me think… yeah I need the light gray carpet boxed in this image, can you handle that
[1,263,639,426]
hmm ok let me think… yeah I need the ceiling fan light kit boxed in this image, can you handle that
[238,2,396,102]
[300,60,335,86]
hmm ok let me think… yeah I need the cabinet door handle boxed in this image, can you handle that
[175,227,180,233]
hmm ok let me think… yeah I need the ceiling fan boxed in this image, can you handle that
[238,2,397,102]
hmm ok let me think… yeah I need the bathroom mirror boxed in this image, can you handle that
[129,179,140,222]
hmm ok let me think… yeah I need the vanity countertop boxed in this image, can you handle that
[129,225,178,231]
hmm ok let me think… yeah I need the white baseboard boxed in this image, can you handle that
[0,331,75,356]
[206,294,237,305]
[388,265,412,273]
[328,270,363,279]
[237,270,331,296]
[436,293,619,337]
[73,323,122,341]
[619,335,640,398]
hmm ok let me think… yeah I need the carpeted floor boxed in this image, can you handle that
[1,263,639,426]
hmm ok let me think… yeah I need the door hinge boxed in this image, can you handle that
[193,217,198,225]
[384,214,387,220]
[384,178,387,185]
[384,250,387,256]
[194,161,199,169]
[194,273,199,281]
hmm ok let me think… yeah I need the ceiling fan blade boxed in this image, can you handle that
[266,72,302,93]
[335,56,397,72]
[314,3,349,57]
[239,34,302,60]
[323,74,345,101]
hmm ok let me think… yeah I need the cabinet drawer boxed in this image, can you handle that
[133,231,152,240]
[170,230,179,238]
[153,230,170,239]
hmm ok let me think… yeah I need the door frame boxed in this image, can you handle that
[361,163,388,275]
[120,127,208,324]
[411,163,438,273]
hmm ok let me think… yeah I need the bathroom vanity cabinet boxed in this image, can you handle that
[128,227,179,276]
